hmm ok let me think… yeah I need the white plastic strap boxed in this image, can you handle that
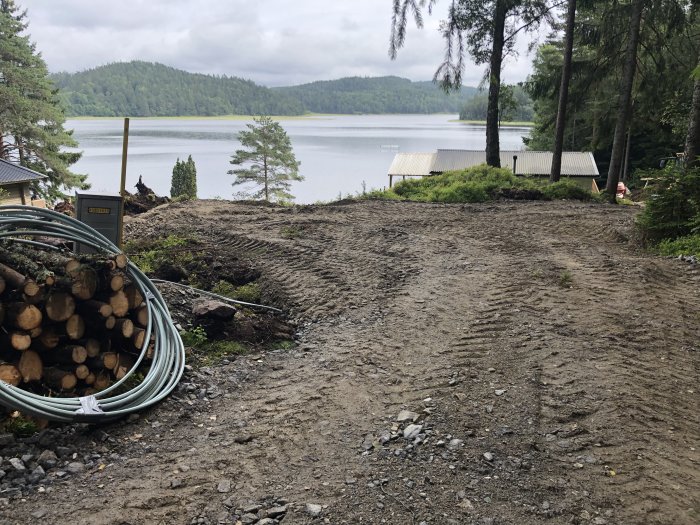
[76,395,104,415]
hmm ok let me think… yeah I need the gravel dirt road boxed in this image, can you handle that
[4,199,699,525]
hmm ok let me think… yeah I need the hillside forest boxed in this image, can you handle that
[52,62,481,117]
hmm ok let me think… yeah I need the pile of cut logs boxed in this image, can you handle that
[0,245,151,397]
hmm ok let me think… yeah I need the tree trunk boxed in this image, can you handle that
[263,154,269,202]
[551,0,577,182]
[605,0,644,202]
[685,62,700,168]
[486,0,507,168]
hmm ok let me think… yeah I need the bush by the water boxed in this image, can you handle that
[636,166,700,243]
[369,165,594,203]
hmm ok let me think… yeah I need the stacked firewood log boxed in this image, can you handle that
[0,245,152,396]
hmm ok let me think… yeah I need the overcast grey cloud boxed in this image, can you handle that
[20,0,540,87]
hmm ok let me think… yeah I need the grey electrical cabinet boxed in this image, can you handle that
[75,192,123,253]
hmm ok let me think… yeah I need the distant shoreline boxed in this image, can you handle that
[452,119,534,127]
[65,114,532,126]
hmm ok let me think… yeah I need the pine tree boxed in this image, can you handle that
[0,0,86,201]
[228,116,302,203]
[170,155,197,199]
[390,0,554,168]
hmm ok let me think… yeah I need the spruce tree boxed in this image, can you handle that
[228,116,302,203]
[0,0,86,201]
[170,155,197,199]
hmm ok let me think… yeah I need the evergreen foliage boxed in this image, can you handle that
[636,165,700,243]
[0,0,86,201]
[170,155,197,199]
[52,61,305,117]
[52,62,481,117]
[228,116,302,203]
[525,1,698,178]
[459,84,534,122]
[274,76,478,114]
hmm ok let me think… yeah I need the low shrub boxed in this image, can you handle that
[542,180,593,201]
[373,165,593,204]
[636,166,700,243]
[656,234,700,257]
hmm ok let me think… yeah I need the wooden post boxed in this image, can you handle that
[118,117,130,248]
[389,175,393,188]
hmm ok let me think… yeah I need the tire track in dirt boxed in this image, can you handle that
[5,200,698,525]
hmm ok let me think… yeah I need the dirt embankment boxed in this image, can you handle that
[2,199,699,525]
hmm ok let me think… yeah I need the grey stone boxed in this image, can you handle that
[243,504,261,513]
[306,503,323,517]
[266,505,287,518]
[378,430,391,444]
[240,514,258,525]
[8,458,25,471]
[31,509,48,519]
[447,438,463,451]
[170,478,185,489]
[396,410,418,423]
[28,466,45,483]
[192,300,236,320]
[494,389,506,396]
[20,454,32,464]
[483,452,494,462]
[0,435,14,447]
[217,480,231,493]
[258,520,276,525]
[65,462,85,474]
[403,424,423,440]
[55,446,72,458]
[37,450,58,469]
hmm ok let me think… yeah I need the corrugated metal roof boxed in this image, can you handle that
[432,150,599,177]
[0,159,47,184]
[388,153,437,176]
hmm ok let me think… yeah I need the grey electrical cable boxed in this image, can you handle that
[150,279,282,313]
[0,205,185,423]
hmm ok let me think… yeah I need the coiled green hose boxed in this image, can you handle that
[0,205,185,422]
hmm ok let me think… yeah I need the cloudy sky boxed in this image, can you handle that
[20,0,544,87]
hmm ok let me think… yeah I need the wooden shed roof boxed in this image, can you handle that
[388,149,599,177]
[0,159,47,185]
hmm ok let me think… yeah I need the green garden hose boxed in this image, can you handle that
[0,205,185,423]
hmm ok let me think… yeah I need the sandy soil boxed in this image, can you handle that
[4,199,699,525]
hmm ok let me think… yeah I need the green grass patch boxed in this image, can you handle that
[124,234,197,274]
[363,165,594,204]
[280,226,304,239]
[656,234,700,258]
[211,280,262,303]
[558,270,573,288]
[542,180,594,201]
[4,414,38,437]
[180,326,250,364]
[267,339,296,351]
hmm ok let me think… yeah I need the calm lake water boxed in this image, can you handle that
[67,115,530,204]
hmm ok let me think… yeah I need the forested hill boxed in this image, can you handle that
[52,62,478,117]
[273,77,478,114]
[52,62,306,117]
